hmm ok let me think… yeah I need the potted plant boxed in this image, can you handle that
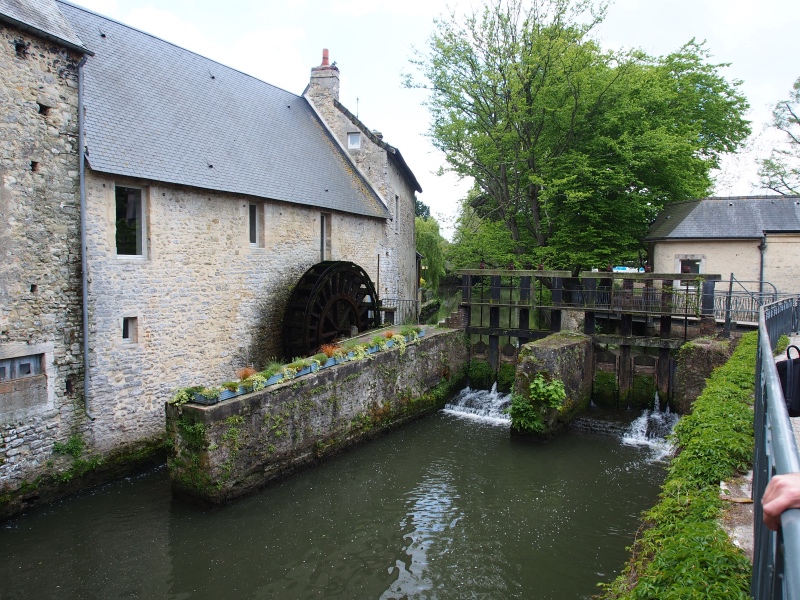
[311,353,328,371]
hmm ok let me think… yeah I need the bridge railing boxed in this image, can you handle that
[753,297,800,599]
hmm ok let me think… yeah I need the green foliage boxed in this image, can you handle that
[416,216,447,290]
[468,360,494,390]
[759,76,800,195]
[410,0,750,271]
[599,331,757,599]
[53,435,85,458]
[775,334,790,356]
[497,363,517,392]
[415,197,431,219]
[508,392,545,432]
[507,374,566,433]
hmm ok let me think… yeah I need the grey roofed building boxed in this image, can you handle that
[646,195,800,241]
[0,0,87,52]
[56,0,391,220]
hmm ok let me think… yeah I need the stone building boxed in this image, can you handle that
[1,0,421,511]
[647,196,800,294]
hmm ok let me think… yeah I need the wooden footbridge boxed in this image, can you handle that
[456,269,723,399]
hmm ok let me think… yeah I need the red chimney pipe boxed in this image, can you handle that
[321,48,329,66]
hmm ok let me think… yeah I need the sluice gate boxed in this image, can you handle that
[456,269,723,403]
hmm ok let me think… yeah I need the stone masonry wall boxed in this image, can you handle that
[0,24,87,494]
[305,67,417,308]
[514,332,593,437]
[82,170,397,453]
[165,328,468,504]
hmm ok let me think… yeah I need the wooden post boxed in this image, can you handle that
[658,279,673,398]
[519,275,531,345]
[583,277,596,335]
[619,313,633,404]
[489,275,500,370]
[551,276,563,332]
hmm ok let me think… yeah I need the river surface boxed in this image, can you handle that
[0,390,668,599]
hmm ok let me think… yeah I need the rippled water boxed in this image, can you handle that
[0,405,666,599]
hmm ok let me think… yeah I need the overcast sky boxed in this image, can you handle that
[68,0,800,238]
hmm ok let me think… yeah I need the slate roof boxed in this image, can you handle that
[646,196,800,241]
[0,0,87,53]
[56,1,390,219]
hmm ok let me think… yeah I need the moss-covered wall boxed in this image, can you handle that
[513,332,593,437]
[165,329,468,504]
[673,338,732,414]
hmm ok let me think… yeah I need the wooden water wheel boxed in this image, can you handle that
[283,261,380,358]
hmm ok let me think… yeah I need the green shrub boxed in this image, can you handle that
[507,374,566,433]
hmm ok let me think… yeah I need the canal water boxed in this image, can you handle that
[0,389,668,599]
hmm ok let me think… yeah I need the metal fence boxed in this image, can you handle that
[752,298,800,599]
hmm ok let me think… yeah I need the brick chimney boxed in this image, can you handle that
[307,48,339,107]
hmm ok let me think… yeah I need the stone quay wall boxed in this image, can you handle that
[165,329,467,504]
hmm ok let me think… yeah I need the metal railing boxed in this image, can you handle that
[752,297,800,599]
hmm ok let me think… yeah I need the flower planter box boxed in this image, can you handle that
[266,373,283,386]
[367,346,379,354]
[297,366,312,377]
[191,393,221,406]
[323,358,336,368]
[219,389,238,401]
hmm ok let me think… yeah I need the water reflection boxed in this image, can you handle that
[0,410,666,599]
[381,466,462,599]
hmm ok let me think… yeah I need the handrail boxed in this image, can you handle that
[752,297,800,599]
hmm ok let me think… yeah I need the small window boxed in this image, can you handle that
[394,195,399,230]
[680,259,701,274]
[122,317,138,343]
[37,103,51,116]
[0,355,42,381]
[15,41,27,58]
[249,203,263,247]
[320,213,331,261]
[347,132,361,149]
[115,186,145,256]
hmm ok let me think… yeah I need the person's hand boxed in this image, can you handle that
[763,473,800,531]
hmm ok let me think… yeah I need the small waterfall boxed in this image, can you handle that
[442,384,511,425]
[621,392,680,460]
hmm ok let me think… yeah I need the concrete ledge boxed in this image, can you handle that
[165,329,468,504]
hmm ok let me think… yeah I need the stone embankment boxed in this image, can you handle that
[166,328,468,504]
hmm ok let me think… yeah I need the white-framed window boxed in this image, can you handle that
[0,354,42,381]
[249,203,264,247]
[347,132,361,149]
[320,212,331,261]
[115,185,146,256]
[122,317,139,343]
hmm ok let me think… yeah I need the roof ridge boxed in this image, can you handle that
[55,0,302,99]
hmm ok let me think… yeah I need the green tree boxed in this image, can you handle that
[409,0,749,271]
[415,197,431,219]
[415,216,447,290]
[759,76,800,195]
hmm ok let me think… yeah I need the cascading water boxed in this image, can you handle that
[442,383,511,425]
[621,392,680,460]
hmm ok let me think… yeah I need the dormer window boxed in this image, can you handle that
[347,132,361,149]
